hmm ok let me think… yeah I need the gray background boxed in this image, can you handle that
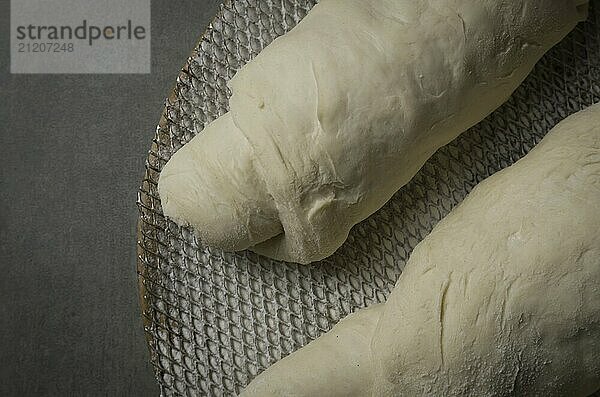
[0,0,220,395]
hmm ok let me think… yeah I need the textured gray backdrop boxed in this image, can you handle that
[0,0,221,395]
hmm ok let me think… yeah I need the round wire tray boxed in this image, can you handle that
[137,1,600,395]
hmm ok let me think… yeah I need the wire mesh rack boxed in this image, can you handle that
[137,1,600,395]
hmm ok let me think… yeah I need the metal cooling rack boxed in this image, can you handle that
[137,1,600,395]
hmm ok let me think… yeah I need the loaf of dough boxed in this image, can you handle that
[159,0,588,263]
[240,103,600,396]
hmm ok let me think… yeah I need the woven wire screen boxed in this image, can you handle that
[137,1,600,395]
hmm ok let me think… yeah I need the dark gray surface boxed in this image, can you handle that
[0,0,221,395]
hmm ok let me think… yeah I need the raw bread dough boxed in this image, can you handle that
[241,103,600,396]
[159,0,588,263]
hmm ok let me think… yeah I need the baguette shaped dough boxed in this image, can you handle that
[241,103,600,396]
[159,0,588,263]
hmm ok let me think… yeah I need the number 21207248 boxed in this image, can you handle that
[18,42,74,53]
